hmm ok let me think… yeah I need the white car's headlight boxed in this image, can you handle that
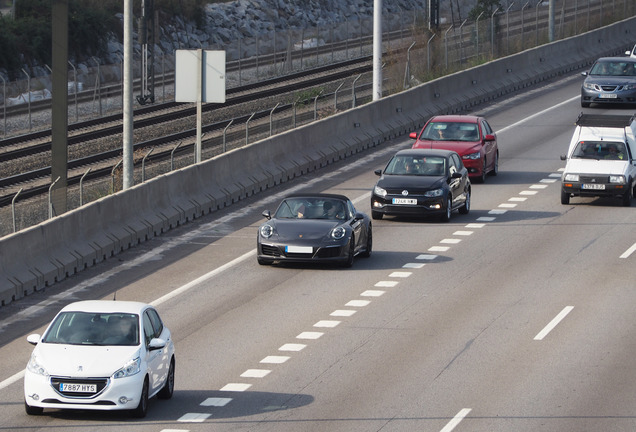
[373,185,387,198]
[113,357,141,379]
[260,224,274,238]
[462,152,481,160]
[26,354,49,377]
[331,226,346,239]
[424,189,443,197]
[564,173,579,182]
[609,175,626,184]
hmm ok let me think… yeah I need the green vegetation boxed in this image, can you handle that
[0,0,207,79]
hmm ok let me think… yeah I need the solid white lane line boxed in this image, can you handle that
[534,306,574,341]
[496,95,579,133]
[151,250,255,307]
[440,408,472,432]
[620,243,636,259]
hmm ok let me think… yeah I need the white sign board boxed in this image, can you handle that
[175,50,226,103]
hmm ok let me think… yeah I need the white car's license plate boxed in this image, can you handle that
[599,93,617,99]
[286,245,312,253]
[392,198,417,205]
[582,183,605,190]
[60,383,97,393]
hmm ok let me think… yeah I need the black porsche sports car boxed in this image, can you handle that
[370,149,471,222]
[257,193,372,267]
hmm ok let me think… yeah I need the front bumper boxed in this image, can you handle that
[561,181,628,198]
[24,369,145,411]
[257,240,350,263]
[371,194,446,217]
[581,88,636,105]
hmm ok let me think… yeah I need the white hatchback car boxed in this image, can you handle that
[24,300,175,418]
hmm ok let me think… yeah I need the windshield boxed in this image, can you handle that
[384,155,446,176]
[590,60,636,77]
[274,198,348,220]
[572,141,627,160]
[420,122,479,141]
[42,311,140,346]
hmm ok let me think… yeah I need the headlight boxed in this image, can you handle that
[583,82,597,90]
[113,357,141,379]
[260,224,274,238]
[424,189,443,197]
[609,175,626,184]
[331,226,346,239]
[622,83,636,91]
[373,185,387,198]
[462,152,481,160]
[26,354,49,377]
[564,173,579,182]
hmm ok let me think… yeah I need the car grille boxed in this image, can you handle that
[316,246,342,258]
[260,244,282,257]
[50,377,109,398]
[600,85,618,92]
[580,175,609,183]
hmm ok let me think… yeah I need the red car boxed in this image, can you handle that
[410,115,499,183]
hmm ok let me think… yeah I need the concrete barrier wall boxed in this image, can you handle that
[1,18,634,307]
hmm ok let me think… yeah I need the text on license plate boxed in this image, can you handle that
[599,93,617,99]
[286,245,312,253]
[392,198,417,205]
[582,183,605,190]
[60,383,97,393]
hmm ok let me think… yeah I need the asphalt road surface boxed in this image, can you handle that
[0,73,635,432]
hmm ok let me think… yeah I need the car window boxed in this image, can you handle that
[591,61,636,76]
[146,308,164,337]
[42,311,139,346]
[481,120,493,135]
[142,312,155,347]
[450,154,463,172]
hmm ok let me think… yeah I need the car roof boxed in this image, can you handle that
[394,148,457,158]
[282,193,350,201]
[595,56,636,63]
[58,300,151,315]
[429,115,481,123]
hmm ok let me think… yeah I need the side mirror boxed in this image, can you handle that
[484,134,496,142]
[581,71,588,77]
[560,155,567,161]
[148,338,167,351]
[409,132,418,140]
[374,169,382,176]
[354,212,365,221]
[451,172,462,179]
[27,334,41,346]
[262,210,271,220]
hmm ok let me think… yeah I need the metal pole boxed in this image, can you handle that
[313,90,323,120]
[21,68,31,131]
[404,41,416,89]
[373,0,382,100]
[111,160,123,192]
[79,168,91,206]
[427,34,436,72]
[123,0,134,189]
[491,7,500,58]
[142,148,154,182]
[11,188,22,233]
[444,26,453,69]
[68,61,78,123]
[48,177,61,219]
[170,142,182,170]
[334,81,345,110]
[245,112,256,145]
[92,57,102,116]
[195,48,203,163]
[269,103,279,136]
[352,74,361,108]
[223,120,233,152]
[506,3,514,54]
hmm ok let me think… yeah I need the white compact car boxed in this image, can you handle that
[24,300,175,418]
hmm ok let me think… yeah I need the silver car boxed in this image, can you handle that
[580,57,636,108]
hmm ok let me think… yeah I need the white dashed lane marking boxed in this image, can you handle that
[297,331,323,339]
[220,383,252,392]
[260,356,290,364]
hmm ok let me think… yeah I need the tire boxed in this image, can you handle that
[476,159,487,183]
[622,182,633,207]
[342,237,355,267]
[561,189,570,205]
[25,401,43,415]
[490,152,499,176]
[131,378,149,418]
[157,358,175,400]
[360,226,372,258]
[371,210,383,220]
[458,190,470,215]
[440,196,452,222]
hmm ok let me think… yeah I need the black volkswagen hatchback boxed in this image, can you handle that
[370,149,471,222]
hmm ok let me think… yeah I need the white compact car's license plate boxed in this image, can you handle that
[599,93,617,99]
[582,183,605,190]
[60,383,97,393]
[392,198,417,205]
[286,245,312,253]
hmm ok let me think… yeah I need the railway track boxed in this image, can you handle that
[0,56,374,207]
